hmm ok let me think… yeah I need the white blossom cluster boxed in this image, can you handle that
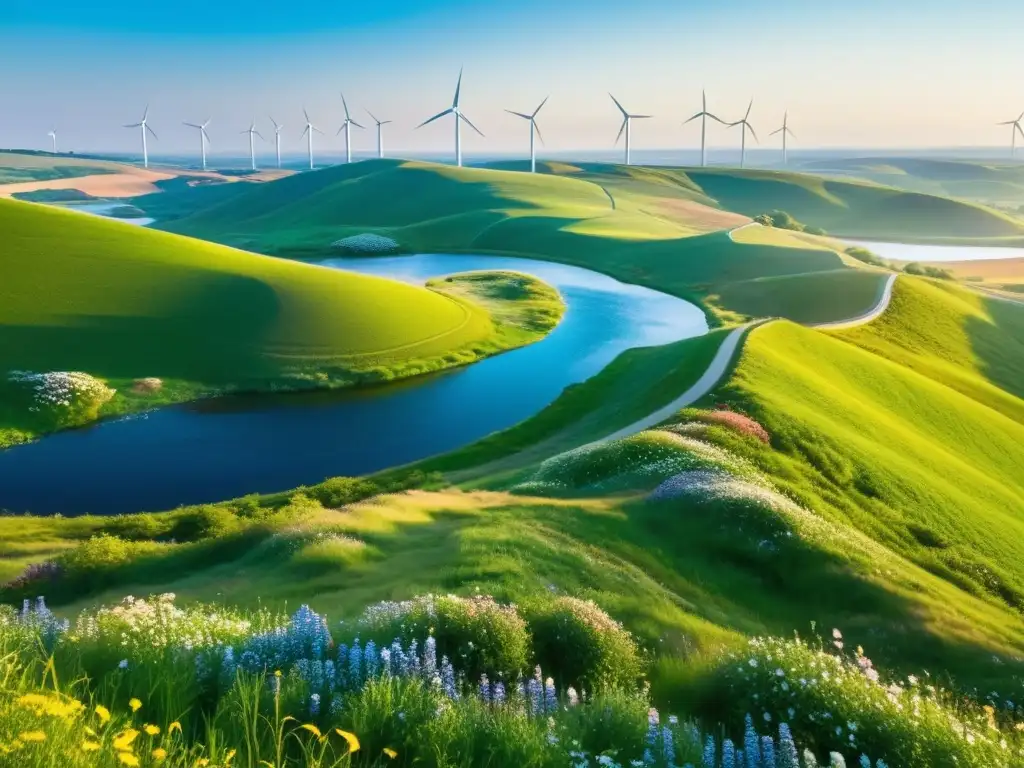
[8,370,116,412]
[330,233,400,253]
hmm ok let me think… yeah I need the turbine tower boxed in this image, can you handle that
[683,90,724,167]
[609,94,651,167]
[269,117,284,168]
[998,111,1024,158]
[728,100,758,168]
[505,96,548,173]
[182,119,211,170]
[416,67,484,167]
[337,94,365,164]
[300,108,324,170]
[124,105,157,168]
[769,112,796,166]
[367,111,392,159]
[47,128,57,154]
[241,119,264,171]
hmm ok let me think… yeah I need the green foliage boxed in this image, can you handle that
[902,261,953,280]
[525,596,643,691]
[844,246,888,267]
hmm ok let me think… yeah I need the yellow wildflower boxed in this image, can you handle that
[95,704,112,724]
[152,747,168,761]
[383,747,398,759]
[335,729,360,754]
[129,698,142,713]
[225,749,237,765]
[82,740,102,752]
[84,726,97,736]
[193,759,210,767]
[113,728,140,750]
[18,731,46,743]
[118,752,141,766]
[168,721,182,735]
[144,724,160,736]
[299,724,323,740]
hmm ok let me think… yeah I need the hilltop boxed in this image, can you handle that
[0,198,564,446]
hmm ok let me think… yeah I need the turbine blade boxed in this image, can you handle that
[706,113,727,124]
[350,120,365,129]
[533,120,545,146]
[786,128,797,139]
[183,122,199,128]
[745,99,753,119]
[769,127,783,136]
[416,108,453,129]
[142,104,149,121]
[453,67,463,107]
[255,131,265,140]
[202,128,211,144]
[270,116,279,129]
[632,114,652,119]
[614,118,626,146]
[747,123,759,143]
[683,112,703,124]
[146,125,158,140]
[303,107,311,123]
[532,95,549,118]
[997,120,1015,125]
[381,120,393,125]
[301,125,310,138]
[125,123,142,128]
[506,110,532,120]
[341,93,351,119]
[366,109,379,124]
[459,112,484,136]
[313,126,324,135]
[337,125,345,136]
[1017,123,1024,139]
[608,93,628,117]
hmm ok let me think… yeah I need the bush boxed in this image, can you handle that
[845,246,888,268]
[526,596,643,691]
[308,477,381,508]
[168,506,241,541]
[353,594,531,681]
[804,225,827,236]
[902,262,953,280]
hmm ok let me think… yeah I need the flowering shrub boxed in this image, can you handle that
[704,633,1023,767]
[7,370,116,427]
[521,430,754,494]
[351,594,531,681]
[526,597,642,691]
[685,408,771,445]
[329,233,400,253]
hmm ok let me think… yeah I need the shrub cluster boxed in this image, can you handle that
[754,211,826,236]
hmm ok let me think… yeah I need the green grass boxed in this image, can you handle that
[0,151,124,184]
[0,198,564,446]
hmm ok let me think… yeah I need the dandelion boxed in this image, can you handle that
[82,740,101,752]
[383,747,398,759]
[168,722,182,736]
[129,698,142,712]
[114,729,140,750]
[95,704,112,724]
[18,731,46,743]
[118,753,141,766]
[144,724,160,736]
[152,747,168,761]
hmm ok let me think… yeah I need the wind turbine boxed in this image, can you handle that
[124,105,157,168]
[609,94,651,166]
[683,90,724,167]
[366,111,392,159]
[998,111,1024,158]
[416,67,484,167]
[300,108,324,170]
[47,128,57,154]
[769,112,796,166]
[269,117,284,168]
[505,96,548,173]
[182,119,211,170]
[728,100,758,168]
[337,93,365,164]
[241,119,264,171]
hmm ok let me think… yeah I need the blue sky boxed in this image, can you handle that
[2,0,1023,157]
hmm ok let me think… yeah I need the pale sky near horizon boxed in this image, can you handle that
[2,0,1023,157]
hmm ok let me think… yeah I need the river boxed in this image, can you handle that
[0,254,707,516]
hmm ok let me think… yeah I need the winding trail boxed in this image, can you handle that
[588,268,899,445]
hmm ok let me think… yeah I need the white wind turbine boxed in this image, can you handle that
[683,90,724,167]
[300,109,324,170]
[337,94,365,164]
[241,119,264,171]
[47,128,57,154]
[998,111,1024,158]
[505,96,548,173]
[728,100,758,168]
[124,105,157,168]
[366,111,392,159]
[269,117,284,168]
[769,112,796,166]
[182,118,211,170]
[609,94,651,166]
[417,68,484,167]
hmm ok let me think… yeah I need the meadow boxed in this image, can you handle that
[0,198,564,446]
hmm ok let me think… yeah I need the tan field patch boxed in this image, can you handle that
[653,197,750,232]
[0,169,176,198]
[933,257,1024,283]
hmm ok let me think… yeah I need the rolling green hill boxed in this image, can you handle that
[0,150,125,184]
[0,198,563,446]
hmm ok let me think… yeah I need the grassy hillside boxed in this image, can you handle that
[0,199,563,446]
[0,150,124,184]
[159,160,902,325]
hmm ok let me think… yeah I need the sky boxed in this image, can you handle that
[2,0,1023,158]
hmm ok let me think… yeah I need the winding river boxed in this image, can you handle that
[0,255,708,516]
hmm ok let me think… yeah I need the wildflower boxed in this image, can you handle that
[761,735,775,767]
[118,753,141,766]
[119,659,129,670]
[95,704,112,724]
[129,698,142,712]
[225,748,237,764]
[383,747,398,759]
[763,711,772,723]
[300,724,323,739]
[114,729,140,750]
[82,740,101,752]
[336,729,360,753]
[829,753,847,768]
[777,724,799,768]
[803,750,819,768]
[702,734,717,768]
[743,714,761,768]
[721,739,736,768]
[168,722,182,735]
[309,693,321,716]
[152,747,168,761]
[544,677,557,712]
[18,731,46,743]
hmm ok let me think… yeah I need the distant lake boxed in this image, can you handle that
[843,240,1024,263]
[62,201,154,226]
[0,254,708,516]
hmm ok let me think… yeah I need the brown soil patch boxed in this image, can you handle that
[936,257,1024,282]
[654,198,750,232]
